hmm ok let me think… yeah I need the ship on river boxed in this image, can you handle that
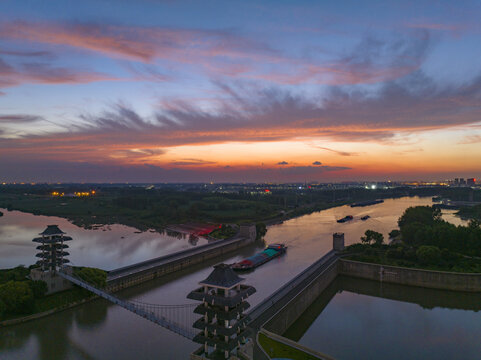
[350,199,384,207]
[337,215,353,223]
[231,244,287,271]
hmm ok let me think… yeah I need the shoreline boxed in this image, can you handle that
[0,195,459,327]
[0,193,401,234]
[0,295,98,328]
[339,259,481,292]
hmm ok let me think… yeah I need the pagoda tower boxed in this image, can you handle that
[187,264,256,359]
[32,225,72,272]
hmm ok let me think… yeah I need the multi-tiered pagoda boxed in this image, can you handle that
[187,264,256,359]
[33,225,72,272]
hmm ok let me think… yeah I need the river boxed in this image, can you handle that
[0,196,474,359]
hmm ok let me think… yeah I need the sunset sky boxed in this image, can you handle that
[1,0,481,183]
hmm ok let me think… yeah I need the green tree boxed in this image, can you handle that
[398,206,441,228]
[416,245,442,265]
[0,281,35,314]
[468,219,480,229]
[74,268,107,288]
[28,280,48,299]
[0,299,6,317]
[256,223,267,240]
[361,230,384,245]
[389,229,400,239]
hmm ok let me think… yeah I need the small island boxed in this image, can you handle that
[343,205,481,273]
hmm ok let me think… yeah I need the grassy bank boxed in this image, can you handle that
[344,204,481,273]
[458,204,481,220]
[258,332,320,360]
[344,244,481,273]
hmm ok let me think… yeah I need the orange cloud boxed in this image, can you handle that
[0,57,116,89]
[0,21,429,87]
[0,21,277,64]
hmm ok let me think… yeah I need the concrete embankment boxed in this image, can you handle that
[339,259,481,292]
[258,258,481,336]
[249,246,481,359]
[247,250,338,331]
[338,275,481,311]
[107,230,255,292]
[259,253,339,335]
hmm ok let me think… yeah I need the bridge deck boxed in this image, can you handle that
[58,271,196,339]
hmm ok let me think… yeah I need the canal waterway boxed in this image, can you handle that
[0,197,472,359]
[284,276,481,360]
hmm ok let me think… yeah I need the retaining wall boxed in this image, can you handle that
[262,256,339,335]
[107,236,254,292]
[339,259,481,292]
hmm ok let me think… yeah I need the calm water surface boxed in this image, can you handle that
[0,209,209,270]
[286,276,481,360]
[0,197,472,359]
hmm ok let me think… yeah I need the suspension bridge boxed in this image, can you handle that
[58,270,198,340]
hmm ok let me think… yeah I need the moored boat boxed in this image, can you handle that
[350,199,384,207]
[361,215,370,221]
[231,244,287,271]
[337,215,353,223]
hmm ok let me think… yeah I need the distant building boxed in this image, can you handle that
[467,178,476,186]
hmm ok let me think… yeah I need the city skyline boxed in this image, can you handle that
[1,1,481,182]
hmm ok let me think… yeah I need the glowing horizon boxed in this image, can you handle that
[1,1,481,182]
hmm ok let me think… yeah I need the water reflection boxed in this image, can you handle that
[0,209,210,270]
[285,276,481,360]
[0,197,472,359]
[1,302,100,360]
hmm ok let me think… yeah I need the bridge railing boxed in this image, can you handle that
[58,270,197,339]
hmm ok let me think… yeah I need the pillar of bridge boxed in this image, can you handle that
[333,232,345,252]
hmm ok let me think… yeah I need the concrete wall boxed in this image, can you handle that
[107,236,254,292]
[339,259,481,292]
[263,259,339,335]
[239,224,256,242]
[260,257,481,339]
[30,268,73,294]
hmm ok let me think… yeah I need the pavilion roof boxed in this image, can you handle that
[33,236,72,243]
[199,263,244,289]
[39,225,65,236]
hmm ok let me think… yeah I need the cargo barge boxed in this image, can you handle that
[231,244,287,271]
[337,215,353,223]
[350,199,384,207]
